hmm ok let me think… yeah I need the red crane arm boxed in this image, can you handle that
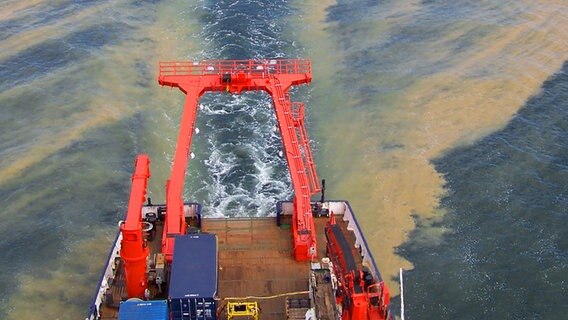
[120,154,151,299]
[157,59,319,261]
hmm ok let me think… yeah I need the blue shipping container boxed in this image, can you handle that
[170,297,217,320]
[118,300,168,320]
[169,233,218,320]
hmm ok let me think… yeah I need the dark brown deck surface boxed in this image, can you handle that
[203,215,338,319]
[99,214,356,320]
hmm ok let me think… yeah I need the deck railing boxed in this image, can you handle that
[159,59,311,77]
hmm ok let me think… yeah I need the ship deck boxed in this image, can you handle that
[208,215,356,319]
[99,214,359,320]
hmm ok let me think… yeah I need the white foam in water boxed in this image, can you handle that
[194,93,292,218]
[200,102,230,115]
[205,148,237,179]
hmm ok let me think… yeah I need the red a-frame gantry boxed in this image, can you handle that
[158,59,321,262]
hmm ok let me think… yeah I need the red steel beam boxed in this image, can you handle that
[161,85,203,262]
[292,102,321,194]
[268,78,316,260]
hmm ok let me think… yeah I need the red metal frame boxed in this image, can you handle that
[291,102,320,193]
[120,154,151,299]
[157,59,320,261]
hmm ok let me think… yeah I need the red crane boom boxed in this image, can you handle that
[120,154,151,299]
[157,59,320,261]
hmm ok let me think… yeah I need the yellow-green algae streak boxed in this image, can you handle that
[1,0,203,318]
[291,0,568,294]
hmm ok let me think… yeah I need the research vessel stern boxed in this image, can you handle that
[87,59,393,320]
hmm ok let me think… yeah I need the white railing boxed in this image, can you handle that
[340,202,384,283]
[86,233,122,320]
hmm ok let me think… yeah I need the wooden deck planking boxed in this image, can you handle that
[203,216,342,320]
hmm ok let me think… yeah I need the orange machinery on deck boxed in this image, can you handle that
[120,59,321,298]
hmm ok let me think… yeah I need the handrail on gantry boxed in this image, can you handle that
[156,59,319,262]
[159,59,311,77]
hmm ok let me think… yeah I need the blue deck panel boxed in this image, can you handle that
[118,300,168,320]
[169,233,218,299]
